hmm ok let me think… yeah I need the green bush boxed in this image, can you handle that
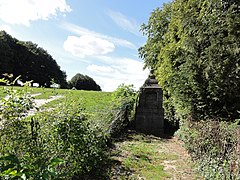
[0,78,108,179]
[108,84,137,138]
[112,84,137,111]
[176,120,240,179]
[47,98,108,177]
[0,78,61,179]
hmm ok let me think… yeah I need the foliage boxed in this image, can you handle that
[108,84,138,138]
[34,97,108,178]
[69,73,101,91]
[140,0,240,121]
[112,83,137,112]
[141,1,240,178]
[0,31,67,88]
[176,120,240,179]
[0,77,34,120]
[0,78,62,179]
[0,78,108,179]
[139,2,172,70]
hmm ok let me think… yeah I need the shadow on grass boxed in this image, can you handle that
[73,126,180,180]
[72,155,134,180]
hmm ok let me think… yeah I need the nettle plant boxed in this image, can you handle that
[0,76,108,179]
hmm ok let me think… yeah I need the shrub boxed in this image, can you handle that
[0,78,61,179]
[46,98,108,177]
[0,78,108,179]
[176,119,240,179]
[108,84,137,138]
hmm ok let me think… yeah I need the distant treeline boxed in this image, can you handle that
[0,31,101,91]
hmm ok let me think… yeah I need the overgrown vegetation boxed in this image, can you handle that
[0,75,140,179]
[176,120,240,179]
[108,84,137,138]
[140,0,240,178]
[0,78,108,179]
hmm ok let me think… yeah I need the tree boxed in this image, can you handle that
[69,73,101,91]
[139,3,172,70]
[140,0,240,121]
[0,31,67,88]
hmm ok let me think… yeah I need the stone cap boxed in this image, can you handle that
[142,70,160,89]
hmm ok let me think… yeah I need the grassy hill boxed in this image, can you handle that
[0,85,114,130]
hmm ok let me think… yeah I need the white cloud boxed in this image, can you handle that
[87,56,149,92]
[62,22,136,49]
[0,0,71,26]
[107,10,141,36]
[87,64,114,73]
[63,35,115,58]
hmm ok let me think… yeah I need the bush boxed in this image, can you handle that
[46,98,108,177]
[176,120,240,179]
[108,84,137,138]
[0,78,108,179]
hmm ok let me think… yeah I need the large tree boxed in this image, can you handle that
[69,73,101,91]
[0,31,67,88]
[140,0,240,121]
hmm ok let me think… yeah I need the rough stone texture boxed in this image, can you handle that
[135,72,164,137]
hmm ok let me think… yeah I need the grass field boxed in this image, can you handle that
[0,85,114,127]
[0,85,113,109]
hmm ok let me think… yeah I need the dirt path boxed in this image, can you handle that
[33,94,64,108]
[27,93,64,116]
[160,137,201,179]
[110,131,202,180]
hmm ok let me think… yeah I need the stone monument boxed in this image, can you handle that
[135,70,164,136]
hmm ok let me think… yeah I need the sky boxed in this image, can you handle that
[0,0,169,92]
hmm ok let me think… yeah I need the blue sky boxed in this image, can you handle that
[0,0,169,91]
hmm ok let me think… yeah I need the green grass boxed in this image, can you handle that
[0,86,113,109]
[110,132,203,179]
[0,85,114,130]
[111,134,174,179]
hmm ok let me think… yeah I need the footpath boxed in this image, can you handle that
[110,131,202,180]
[27,93,64,116]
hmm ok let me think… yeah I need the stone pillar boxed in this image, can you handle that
[135,72,164,137]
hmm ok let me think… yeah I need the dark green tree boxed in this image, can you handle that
[0,31,67,88]
[69,73,101,91]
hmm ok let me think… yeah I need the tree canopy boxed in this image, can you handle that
[69,73,101,91]
[0,31,67,88]
[140,0,240,121]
